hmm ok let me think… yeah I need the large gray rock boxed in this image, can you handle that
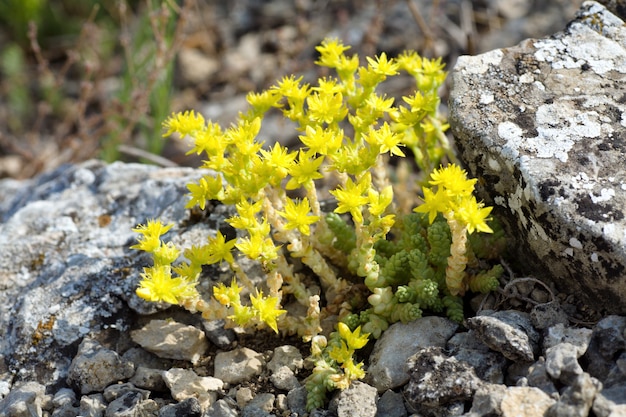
[449,1,626,314]
[0,160,204,389]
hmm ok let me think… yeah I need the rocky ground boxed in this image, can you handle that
[0,158,625,416]
[3,1,626,417]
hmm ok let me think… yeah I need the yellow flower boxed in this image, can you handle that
[306,91,348,125]
[186,121,224,156]
[366,52,399,76]
[299,125,343,156]
[286,150,325,190]
[250,290,287,333]
[213,278,243,306]
[278,197,320,236]
[337,322,369,350]
[363,122,405,157]
[230,303,255,327]
[136,265,197,304]
[162,110,205,137]
[315,38,351,68]
[329,176,370,223]
[429,164,477,198]
[260,143,298,181]
[414,187,450,224]
[186,175,224,209]
[328,340,352,363]
[236,232,279,262]
[368,185,394,217]
[206,231,237,265]
[131,219,174,253]
[246,89,282,112]
[455,196,493,234]
[152,241,180,265]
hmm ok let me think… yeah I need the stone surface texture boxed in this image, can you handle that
[4,4,626,414]
[449,0,626,314]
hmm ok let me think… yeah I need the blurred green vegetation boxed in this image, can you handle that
[0,0,181,169]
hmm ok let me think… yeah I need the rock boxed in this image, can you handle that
[267,345,304,373]
[243,393,274,414]
[546,372,602,417]
[328,381,378,417]
[205,398,239,417]
[158,397,203,417]
[0,160,204,389]
[214,347,265,385]
[104,392,157,417]
[79,394,107,417]
[177,48,220,85]
[449,0,626,315]
[0,381,47,417]
[403,347,482,415]
[286,386,308,416]
[447,331,508,384]
[530,301,570,329]
[102,383,149,403]
[525,357,558,397]
[366,316,458,392]
[545,343,584,384]
[500,386,556,417]
[201,319,237,349]
[161,368,222,411]
[592,384,626,417]
[51,388,78,416]
[130,319,209,365]
[465,310,539,362]
[543,323,593,355]
[128,366,168,392]
[375,390,407,417]
[603,351,626,387]
[467,383,507,415]
[67,338,135,394]
[269,366,300,391]
[583,315,626,381]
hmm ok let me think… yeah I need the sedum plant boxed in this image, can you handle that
[131,38,505,410]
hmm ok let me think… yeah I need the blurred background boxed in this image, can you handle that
[0,0,583,180]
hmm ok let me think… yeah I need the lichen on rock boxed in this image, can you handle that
[449,0,626,315]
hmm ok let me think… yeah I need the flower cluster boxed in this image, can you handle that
[415,165,496,296]
[131,38,504,410]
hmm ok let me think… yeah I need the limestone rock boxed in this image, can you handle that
[403,347,482,414]
[0,160,205,388]
[546,372,602,417]
[328,381,378,417]
[465,310,540,362]
[161,368,222,411]
[447,331,508,384]
[214,347,265,385]
[0,381,47,417]
[593,384,626,417]
[66,338,135,394]
[449,1,626,314]
[501,386,556,417]
[366,316,458,392]
[130,319,209,365]
[375,390,407,417]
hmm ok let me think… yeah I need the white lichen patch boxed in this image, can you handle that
[480,93,495,105]
[458,49,503,75]
[487,157,501,171]
[569,237,583,249]
[497,102,603,163]
[533,6,626,75]
[590,188,616,204]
